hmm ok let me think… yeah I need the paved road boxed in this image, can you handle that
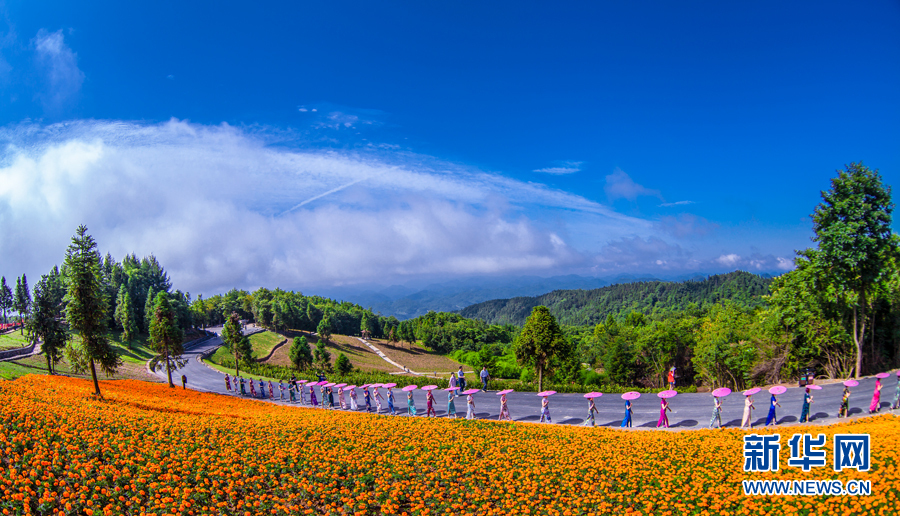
[154,332,899,429]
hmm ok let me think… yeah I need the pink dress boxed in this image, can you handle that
[657,399,669,428]
[869,379,882,412]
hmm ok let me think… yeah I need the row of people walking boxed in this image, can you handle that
[221,371,900,427]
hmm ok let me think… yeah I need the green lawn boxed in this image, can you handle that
[209,330,283,364]
[0,331,29,350]
[0,361,43,380]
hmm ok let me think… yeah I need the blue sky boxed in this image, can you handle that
[0,1,898,294]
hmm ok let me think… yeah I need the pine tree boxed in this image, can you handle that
[149,292,184,388]
[335,353,352,375]
[144,286,156,334]
[514,305,570,393]
[14,275,32,334]
[313,340,331,372]
[114,286,137,345]
[0,276,11,324]
[63,225,121,397]
[317,316,333,343]
[27,275,69,374]
[222,312,252,376]
[289,335,313,370]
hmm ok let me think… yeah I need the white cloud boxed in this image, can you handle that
[716,254,741,267]
[533,161,582,175]
[655,213,718,238]
[32,29,84,111]
[0,119,657,294]
[604,168,663,202]
[659,200,695,207]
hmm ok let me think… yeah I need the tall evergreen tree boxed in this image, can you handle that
[289,335,313,370]
[63,225,121,397]
[221,312,252,376]
[114,286,138,346]
[317,316,333,343]
[14,275,31,333]
[27,275,69,374]
[144,286,156,334]
[0,276,11,324]
[514,305,569,392]
[811,162,895,377]
[149,292,185,388]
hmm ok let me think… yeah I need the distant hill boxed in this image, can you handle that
[457,271,774,327]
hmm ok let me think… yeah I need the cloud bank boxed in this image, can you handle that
[0,119,660,294]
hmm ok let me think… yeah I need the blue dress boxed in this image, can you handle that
[800,392,811,422]
[765,395,777,425]
[621,400,632,428]
[388,390,395,414]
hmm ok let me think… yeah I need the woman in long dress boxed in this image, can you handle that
[363,386,371,411]
[449,373,458,397]
[309,383,318,406]
[249,378,257,398]
[225,374,232,392]
[288,382,296,402]
[466,393,475,419]
[540,396,552,424]
[387,387,396,415]
[765,394,780,426]
[349,387,358,410]
[620,399,632,428]
[447,390,457,418]
[374,387,383,412]
[268,381,275,399]
[338,386,347,409]
[585,397,598,427]
[893,375,900,410]
[498,393,511,421]
[838,387,850,417]
[426,389,436,417]
[740,394,755,428]
[407,390,417,416]
[800,387,813,422]
[656,398,671,428]
[709,396,723,428]
[869,378,883,414]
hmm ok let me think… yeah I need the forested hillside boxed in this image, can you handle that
[458,271,773,326]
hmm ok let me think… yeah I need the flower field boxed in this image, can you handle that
[0,376,896,516]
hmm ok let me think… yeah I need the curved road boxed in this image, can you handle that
[155,331,898,429]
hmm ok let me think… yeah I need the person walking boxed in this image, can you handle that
[374,386,384,413]
[309,383,318,406]
[278,381,285,400]
[449,373,458,398]
[288,382,296,403]
[498,392,511,421]
[387,387,396,415]
[349,387,358,410]
[893,372,900,410]
[837,386,851,417]
[765,394,780,426]
[249,378,257,398]
[869,378,883,414]
[656,398,671,429]
[480,367,490,391]
[338,386,347,409]
[709,396,723,429]
[740,394,755,429]
[466,392,475,420]
[225,373,232,393]
[540,395,552,424]
[457,366,466,394]
[800,387,813,422]
[239,376,246,396]
[585,397,599,427]
[621,399,633,428]
[447,389,457,418]
[426,389,436,417]
[407,389,417,416]
[327,386,335,409]
[667,367,676,390]
[268,380,274,399]
[363,385,372,412]
[298,381,306,404]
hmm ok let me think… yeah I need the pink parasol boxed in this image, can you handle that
[875,372,891,379]
[768,386,787,395]
[298,379,309,383]
[657,390,678,399]
[843,380,859,387]
[383,383,397,389]
[444,386,457,391]
[462,388,481,395]
[807,384,822,390]
[368,383,381,388]
[322,382,335,388]
[584,392,603,399]
[621,391,641,401]
[421,385,439,391]
[402,385,418,392]
[711,387,731,397]
[333,383,347,389]
[743,387,761,396]
[345,385,357,390]
[496,389,514,395]
[536,390,557,397]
